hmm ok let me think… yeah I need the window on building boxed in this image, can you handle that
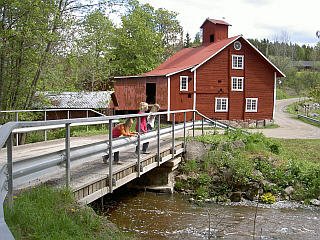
[231,77,244,91]
[246,98,258,112]
[215,98,228,112]
[180,76,188,91]
[232,55,244,69]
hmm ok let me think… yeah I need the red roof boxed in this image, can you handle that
[141,35,240,77]
[115,35,285,79]
[200,18,231,28]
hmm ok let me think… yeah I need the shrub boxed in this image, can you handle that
[260,193,276,204]
[180,160,199,173]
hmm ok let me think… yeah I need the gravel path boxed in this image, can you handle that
[249,98,320,139]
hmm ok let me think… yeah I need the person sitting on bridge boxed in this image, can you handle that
[103,118,138,164]
[135,102,150,154]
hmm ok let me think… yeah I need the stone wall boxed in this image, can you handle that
[219,119,274,128]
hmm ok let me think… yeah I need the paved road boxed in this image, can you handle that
[249,98,320,139]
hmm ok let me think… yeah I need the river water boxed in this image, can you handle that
[102,188,320,239]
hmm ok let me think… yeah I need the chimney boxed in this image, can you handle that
[201,18,231,45]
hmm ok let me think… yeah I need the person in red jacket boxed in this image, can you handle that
[103,118,138,164]
[135,102,150,154]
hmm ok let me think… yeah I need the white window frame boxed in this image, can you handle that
[232,55,244,69]
[215,98,228,112]
[180,76,188,91]
[246,98,258,112]
[231,77,244,91]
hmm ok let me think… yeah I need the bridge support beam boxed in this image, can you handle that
[128,157,181,193]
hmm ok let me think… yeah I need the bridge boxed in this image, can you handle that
[0,109,233,239]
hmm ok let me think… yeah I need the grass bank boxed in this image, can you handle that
[4,185,132,240]
[176,130,320,204]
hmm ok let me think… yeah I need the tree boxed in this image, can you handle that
[184,33,191,48]
[192,32,202,47]
[154,8,183,60]
[74,10,115,91]
[0,0,72,111]
[113,0,165,76]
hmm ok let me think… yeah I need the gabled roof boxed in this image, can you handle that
[200,18,231,28]
[115,35,285,79]
[141,35,241,77]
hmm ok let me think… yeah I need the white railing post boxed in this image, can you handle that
[108,119,113,193]
[184,112,186,151]
[192,111,195,137]
[137,116,141,177]
[202,117,204,135]
[65,123,71,188]
[7,133,13,208]
[15,112,19,146]
[157,114,161,166]
[44,110,47,141]
[171,113,175,158]
[86,110,89,132]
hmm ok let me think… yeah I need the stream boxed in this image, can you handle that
[101,188,320,239]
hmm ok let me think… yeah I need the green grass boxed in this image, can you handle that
[4,186,132,240]
[279,138,320,163]
[276,88,301,100]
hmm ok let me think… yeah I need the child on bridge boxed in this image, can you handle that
[135,102,150,154]
[147,104,160,131]
[103,118,138,165]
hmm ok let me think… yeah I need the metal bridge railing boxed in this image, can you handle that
[0,109,107,146]
[0,109,234,239]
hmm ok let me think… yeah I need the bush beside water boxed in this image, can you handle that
[176,130,320,204]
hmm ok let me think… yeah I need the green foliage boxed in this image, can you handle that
[276,88,294,100]
[180,159,199,173]
[309,86,320,103]
[174,181,183,191]
[4,185,130,239]
[260,193,276,204]
[113,1,165,76]
[196,185,209,200]
[182,131,320,202]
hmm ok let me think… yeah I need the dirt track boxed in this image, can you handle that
[249,98,320,139]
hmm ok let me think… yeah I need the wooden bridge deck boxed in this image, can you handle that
[0,134,187,204]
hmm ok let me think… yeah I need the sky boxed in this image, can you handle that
[139,0,320,46]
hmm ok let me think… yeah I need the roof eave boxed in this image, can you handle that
[165,66,194,77]
[242,37,286,78]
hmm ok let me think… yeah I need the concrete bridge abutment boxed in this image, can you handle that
[127,156,182,193]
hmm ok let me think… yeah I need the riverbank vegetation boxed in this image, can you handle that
[4,185,132,239]
[175,130,320,205]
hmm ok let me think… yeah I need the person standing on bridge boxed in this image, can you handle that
[103,118,138,164]
[147,104,160,131]
[135,102,150,154]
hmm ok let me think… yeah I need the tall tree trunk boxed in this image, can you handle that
[24,0,66,109]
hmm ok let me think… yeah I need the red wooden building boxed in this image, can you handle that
[113,18,285,122]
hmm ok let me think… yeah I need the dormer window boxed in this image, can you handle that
[180,76,188,91]
[210,34,214,43]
